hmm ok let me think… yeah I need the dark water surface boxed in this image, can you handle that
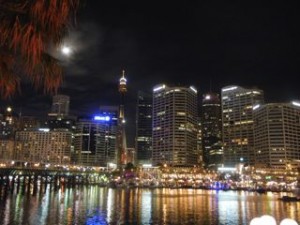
[0,184,299,225]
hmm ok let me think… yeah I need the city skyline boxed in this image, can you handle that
[1,1,300,145]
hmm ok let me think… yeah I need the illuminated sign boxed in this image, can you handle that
[94,116,111,121]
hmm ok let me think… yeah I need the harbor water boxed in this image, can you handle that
[0,184,299,225]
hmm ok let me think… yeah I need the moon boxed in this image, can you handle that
[61,46,72,55]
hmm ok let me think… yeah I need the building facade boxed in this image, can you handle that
[221,85,264,166]
[14,129,72,164]
[201,92,223,169]
[116,71,128,167]
[152,84,198,166]
[135,91,152,165]
[73,112,118,167]
[253,101,300,169]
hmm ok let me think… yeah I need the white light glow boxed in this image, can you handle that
[61,46,71,55]
[280,218,299,225]
[189,86,197,93]
[39,128,50,132]
[260,215,277,225]
[218,167,236,172]
[222,86,237,92]
[250,217,261,225]
[153,85,166,92]
[205,95,211,100]
[292,101,300,107]
[142,164,152,168]
[253,104,260,110]
[250,215,277,225]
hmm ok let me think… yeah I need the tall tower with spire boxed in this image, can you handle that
[116,70,128,167]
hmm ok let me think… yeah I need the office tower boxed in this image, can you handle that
[201,92,223,169]
[152,84,198,166]
[221,85,264,166]
[253,101,300,169]
[73,111,118,167]
[135,91,152,165]
[49,95,70,118]
[14,128,72,164]
[99,105,119,164]
[116,70,128,167]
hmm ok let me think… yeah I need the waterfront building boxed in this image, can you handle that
[135,91,152,165]
[201,92,223,169]
[152,84,198,166]
[221,85,264,166]
[14,128,72,164]
[116,70,128,167]
[73,110,118,167]
[253,101,300,169]
[0,139,14,161]
[49,94,70,118]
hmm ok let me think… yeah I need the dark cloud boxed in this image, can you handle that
[1,1,300,145]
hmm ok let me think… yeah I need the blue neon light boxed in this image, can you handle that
[94,115,111,121]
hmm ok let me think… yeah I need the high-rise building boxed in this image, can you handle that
[201,92,223,169]
[152,84,198,166]
[49,95,70,118]
[73,111,118,167]
[116,70,128,167]
[14,128,72,164]
[253,101,300,169]
[135,91,152,165]
[221,85,264,166]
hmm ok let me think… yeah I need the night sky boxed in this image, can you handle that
[1,1,300,145]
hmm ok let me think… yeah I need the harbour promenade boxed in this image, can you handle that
[0,160,299,194]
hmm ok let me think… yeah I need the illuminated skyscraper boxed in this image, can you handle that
[253,101,300,169]
[116,70,128,167]
[152,84,198,166]
[221,85,264,166]
[201,92,223,169]
[135,91,152,165]
[73,112,117,167]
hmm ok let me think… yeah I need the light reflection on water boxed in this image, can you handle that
[0,185,299,225]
